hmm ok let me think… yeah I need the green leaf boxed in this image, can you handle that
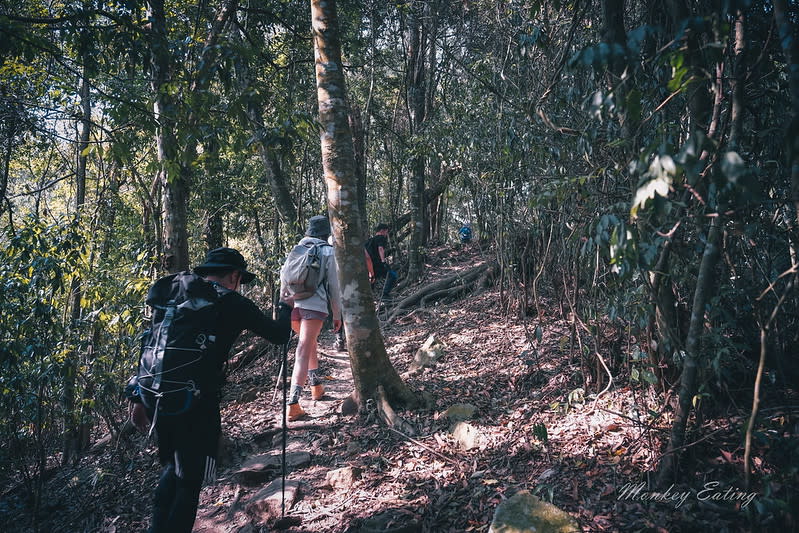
[642,370,659,384]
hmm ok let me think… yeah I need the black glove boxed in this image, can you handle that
[276,301,292,323]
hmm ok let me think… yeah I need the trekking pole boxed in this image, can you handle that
[280,340,289,520]
[271,357,284,404]
[274,339,300,529]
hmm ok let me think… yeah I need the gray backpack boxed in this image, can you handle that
[281,242,330,300]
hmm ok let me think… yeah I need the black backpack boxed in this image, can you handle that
[133,271,228,416]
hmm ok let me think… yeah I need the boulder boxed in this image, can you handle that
[489,490,579,533]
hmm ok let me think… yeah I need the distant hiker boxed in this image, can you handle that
[329,233,375,352]
[127,247,292,533]
[458,224,473,244]
[280,215,342,420]
[365,222,397,301]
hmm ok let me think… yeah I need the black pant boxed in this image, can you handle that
[147,398,221,533]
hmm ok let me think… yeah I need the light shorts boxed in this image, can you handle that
[291,307,328,321]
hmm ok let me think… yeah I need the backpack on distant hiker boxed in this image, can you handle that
[131,272,228,416]
[280,241,330,301]
[458,225,473,243]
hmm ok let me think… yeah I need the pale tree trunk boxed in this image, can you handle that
[311,0,418,414]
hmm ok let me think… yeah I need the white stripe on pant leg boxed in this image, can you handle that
[174,451,182,478]
[204,457,216,485]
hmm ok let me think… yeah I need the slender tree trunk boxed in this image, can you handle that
[148,0,188,272]
[149,0,238,272]
[659,214,722,482]
[311,0,417,411]
[232,19,298,229]
[773,0,799,233]
[405,1,427,284]
[657,0,722,484]
[62,64,91,465]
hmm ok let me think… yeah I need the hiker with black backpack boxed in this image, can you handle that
[365,222,397,301]
[127,247,292,533]
[279,215,342,421]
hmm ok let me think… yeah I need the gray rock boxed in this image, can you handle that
[325,466,363,489]
[489,490,579,533]
[443,403,478,421]
[232,452,311,485]
[245,479,301,522]
[451,421,482,450]
[408,334,446,373]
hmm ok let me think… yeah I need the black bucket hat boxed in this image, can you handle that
[305,215,331,239]
[194,247,256,284]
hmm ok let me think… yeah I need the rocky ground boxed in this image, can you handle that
[1,243,796,532]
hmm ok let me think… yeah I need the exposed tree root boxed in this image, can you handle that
[388,263,493,322]
[375,385,417,436]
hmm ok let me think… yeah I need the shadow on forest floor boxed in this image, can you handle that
[1,243,797,532]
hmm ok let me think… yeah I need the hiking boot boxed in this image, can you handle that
[311,384,325,400]
[287,402,306,421]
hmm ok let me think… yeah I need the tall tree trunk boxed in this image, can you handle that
[148,0,187,272]
[232,18,298,229]
[311,0,417,412]
[405,1,427,285]
[658,4,731,482]
[773,0,799,236]
[149,0,238,272]
[63,63,91,465]
[349,103,368,234]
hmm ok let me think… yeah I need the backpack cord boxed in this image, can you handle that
[147,396,160,440]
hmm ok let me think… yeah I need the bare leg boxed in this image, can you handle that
[290,318,323,393]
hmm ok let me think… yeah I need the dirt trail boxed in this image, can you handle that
[192,333,357,532]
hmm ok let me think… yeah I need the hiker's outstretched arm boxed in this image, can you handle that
[236,296,292,344]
